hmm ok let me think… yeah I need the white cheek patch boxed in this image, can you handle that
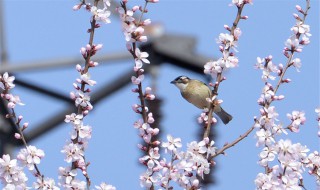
[174,82,188,91]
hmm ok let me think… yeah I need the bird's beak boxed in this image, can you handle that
[170,80,176,84]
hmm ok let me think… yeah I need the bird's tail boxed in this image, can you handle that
[215,107,233,125]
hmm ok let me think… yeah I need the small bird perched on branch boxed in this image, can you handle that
[171,76,232,124]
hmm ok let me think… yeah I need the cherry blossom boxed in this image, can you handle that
[0,72,15,90]
[134,48,150,69]
[0,154,28,187]
[162,135,182,152]
[17,146,45,171]
[61,143,84,163]
[95,182,116,190]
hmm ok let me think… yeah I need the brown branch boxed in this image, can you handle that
[211,124,255,159]
[70,0,102,188]
[9,108,44,180]
[203,107,214,139]
[204,3,246,139]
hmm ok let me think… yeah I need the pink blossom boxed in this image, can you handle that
[291,58,301,72]
[91,6,111,24]
[95,182,116,190]
[17,146,45,171]
[58,167,77,187]
[0,154,28,186]
[287,111,306,132]
[75,91,92,109]
[65,113,83,125]
[131,75,144,85]
[135,48,150,69]
[0,72,15,90]
[255,129,275,147]
[80,72,97,86]
[33,177,59,190]
[162,135,182,152]
[204,60,222,76]
[285,36,302,52]
[61,143,84,163]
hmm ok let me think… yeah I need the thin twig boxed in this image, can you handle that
[211,124,255,159]
[70,1,101,188]
[204,3,246,139]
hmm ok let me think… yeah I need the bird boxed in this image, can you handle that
[170,76,232,124]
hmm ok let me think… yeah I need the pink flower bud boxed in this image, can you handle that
[147,116,154,124]
[192,179,199,187]
[132,104,141,113]
[293,13,300,20]
[73,4,82,11]
[86,44,91,51]
[23,122,29,129]
[126,42,132,51]
[73,83,79,90]
[224,25,231,31]
[87,104,93,110]
[282,78,291,83]
[80,47,86,56]
[89,61,98,67]
[152,140,160,146]
[83,110,89,116]
[137,144,144,150]
[143,134,151,143]
[203,137,209,144]
[76,64,82,72]
[143,19,151,26]
[138,36,147,42]
[295,5,302,11]
[131,88,139,93]
[7,102,15,108]
[132,6,139,12]
[135,27,144,35]
[146,94,155,100]
[70,92,76,99]
[14,133,21,139]
[219,46,224,52]
[4,94,11,100]
[241,15,249,20]
[94,44,103,51]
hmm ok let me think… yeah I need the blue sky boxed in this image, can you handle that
[1,0,319,189]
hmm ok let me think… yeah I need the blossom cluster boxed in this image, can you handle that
[253,2,319,189]
[139,135,217,189]
[58,1,115,189]
[117,1,151,72]
[1,72,60,189]
[204,0,249,79]
[0,72,24,109]
[59,46,100,188]
[204,0,252,78]
[117,1,161,188]
[73,0,111,24]
[0,154,28,189]
[204,31,240,77]
[202,1,251,129]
